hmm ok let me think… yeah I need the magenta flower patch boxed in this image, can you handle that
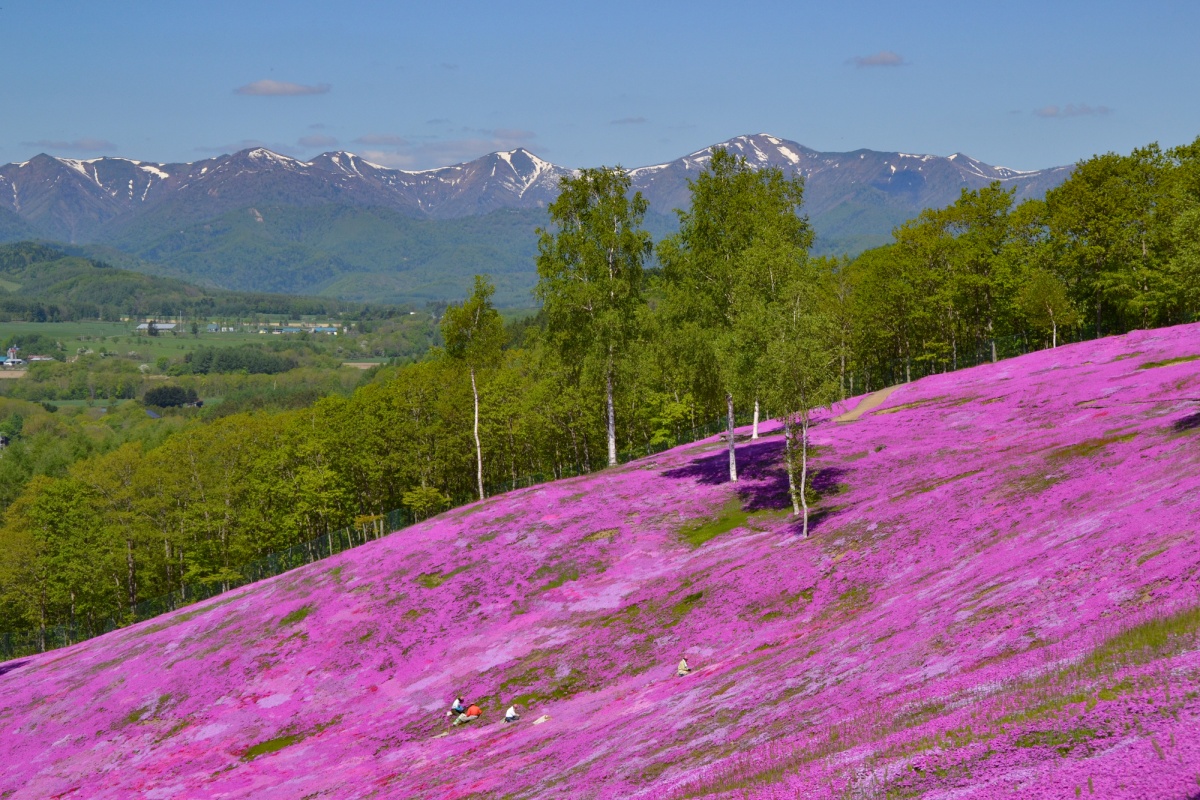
[2,325,1199,798]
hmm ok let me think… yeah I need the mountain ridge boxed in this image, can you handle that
[0,134,1074,305]
[0,134,1070,239]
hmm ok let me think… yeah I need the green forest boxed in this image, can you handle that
[0,241,422,323]
[2,135,1199,649]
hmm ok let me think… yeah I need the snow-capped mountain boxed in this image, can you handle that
[0,146,574,243]
[0,135,1074,304]
[0,134,1069,245]
[625,133,1071,219]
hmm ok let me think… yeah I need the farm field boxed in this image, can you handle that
[0,320,343,361]
[1,324,1198,798]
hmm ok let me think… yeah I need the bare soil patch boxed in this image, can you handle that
[835,385,901,422]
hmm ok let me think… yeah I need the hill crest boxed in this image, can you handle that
[3,325,1197,797]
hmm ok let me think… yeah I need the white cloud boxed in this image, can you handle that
[352,129,540,169]
[22,137,118,153]
[234,80,331,96]
[850,50,906,68]
[298,134,339,148]
[355,134,410,147]
[1034,103,1112,118]
[490,128,536,140]
[194,139,298,156]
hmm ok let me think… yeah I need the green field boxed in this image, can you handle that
[45,398,136,409]
[0,320,334,361]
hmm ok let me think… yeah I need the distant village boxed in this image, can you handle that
[130,320,343,336]
[1,321,345,369]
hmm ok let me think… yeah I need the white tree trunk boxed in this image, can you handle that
[784,418,799,516]
[726,392,737,482]
[606,365,618,467]
[751,398,760,440]
[800,416,810,538]
[471,367,484,501]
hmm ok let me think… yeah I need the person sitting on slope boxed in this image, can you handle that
[453,704,483,726]
[676,657,692,677]
[504,704,520,723]
[448,696,466,716]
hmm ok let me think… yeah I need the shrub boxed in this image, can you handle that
[143,385,199,408]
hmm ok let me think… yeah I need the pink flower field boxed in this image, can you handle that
[3,324,1200,799]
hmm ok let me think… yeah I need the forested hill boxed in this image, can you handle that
[0,134,1070,306]
[0,241,411,321]
[1,324,1198,797]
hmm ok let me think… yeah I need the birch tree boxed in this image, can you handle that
[441,275,506,501]
[536,167,651,467]
[660,147,811,481]
[766,274,837,538]
[1019,268,1078,347]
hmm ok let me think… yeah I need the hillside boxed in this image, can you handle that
[0,241,408,321]
[107,205,552,305]
[0,135,1070,305]
[2,325,1198,798]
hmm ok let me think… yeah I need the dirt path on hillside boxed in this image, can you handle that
[835,385,901,423]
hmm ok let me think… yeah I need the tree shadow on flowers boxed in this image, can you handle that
[796,465,853,535]
[661,437,851,535]
[662,439,785,487]
[1173,411,1200,433]
[0,659,29,678]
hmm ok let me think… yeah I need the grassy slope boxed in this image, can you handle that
[2,326,1200,798]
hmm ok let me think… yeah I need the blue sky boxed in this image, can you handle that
[1,0,1197,171]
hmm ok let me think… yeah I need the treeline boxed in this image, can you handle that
[842,137,1200,385]
[1,320,438,406]
[0,397,191,518]
[0,242,417,322]
[2,358,358,413]
[2,136,1199,643]
[169,345,296,376]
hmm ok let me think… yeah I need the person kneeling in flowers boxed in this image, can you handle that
[676,657,692,677]
[452,703,483,726]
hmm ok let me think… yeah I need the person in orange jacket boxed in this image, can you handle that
[453,703,483,726]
